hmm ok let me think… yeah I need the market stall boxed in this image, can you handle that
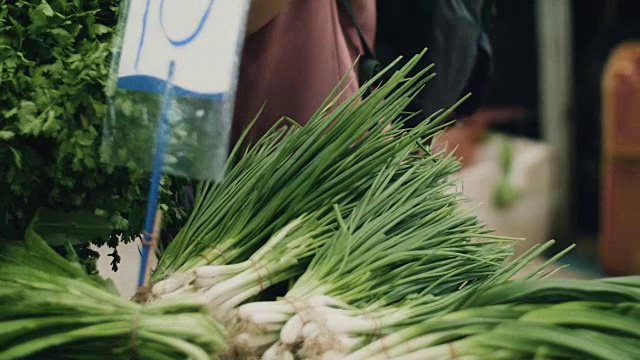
[1,1,638,359]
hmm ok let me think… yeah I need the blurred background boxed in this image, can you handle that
[441,0,640,279]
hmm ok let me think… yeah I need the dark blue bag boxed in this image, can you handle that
[339,0,496,125]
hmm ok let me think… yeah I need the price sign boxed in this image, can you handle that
[102,0,251,289]
[117,0,249,98]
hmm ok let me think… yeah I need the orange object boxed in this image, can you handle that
[601,160,640,275]
[432,106,526,167]
[600,42,640,275]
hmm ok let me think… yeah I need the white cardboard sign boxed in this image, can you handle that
[117,0,248,98]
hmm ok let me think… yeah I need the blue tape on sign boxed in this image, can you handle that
[117,75,224,100]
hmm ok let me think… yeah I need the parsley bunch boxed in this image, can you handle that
[0,1,187,271]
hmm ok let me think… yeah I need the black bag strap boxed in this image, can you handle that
[337,0,381,87]
[337,0,376,60]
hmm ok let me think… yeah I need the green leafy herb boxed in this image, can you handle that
[0,0,188,270]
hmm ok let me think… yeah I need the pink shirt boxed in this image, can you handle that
[232,0,376,145]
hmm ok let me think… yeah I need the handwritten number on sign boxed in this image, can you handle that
[134,0,216,70]
[134,0,153,70]
[160,0,216,46]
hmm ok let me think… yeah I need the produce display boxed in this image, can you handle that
[1,54,639,359]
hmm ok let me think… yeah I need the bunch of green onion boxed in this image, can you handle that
[224,149,518,359]
[344,276,640,360]
[150,52,457,299]
[192,214,337,318]
[263,235,572,359]
[272,238,576,359]
[0,230,226,360]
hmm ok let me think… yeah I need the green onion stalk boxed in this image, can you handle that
[343,277,640,360]
[225,149,518,358]
[150,51,457,297]
[0,231,227,360]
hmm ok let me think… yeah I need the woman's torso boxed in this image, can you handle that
[232,0,376,145]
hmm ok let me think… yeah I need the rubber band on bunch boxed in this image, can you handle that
[249,258,272,292]
[209,245,229,263]
[282,296,306,325]
[448,342,459,359]
[381,336,391,359]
